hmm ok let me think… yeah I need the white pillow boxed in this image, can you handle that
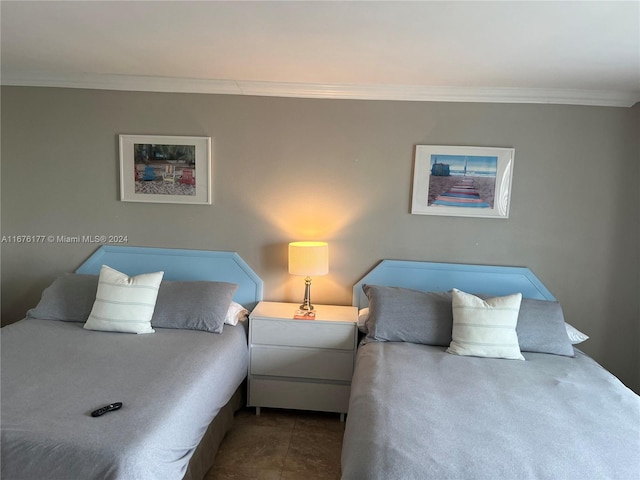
[84,265,164,334]
[565,322,589,344]
[225,301,249,326]
[357,307,369,333]
[447,288,524,360]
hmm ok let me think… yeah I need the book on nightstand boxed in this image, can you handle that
[293,309,316,320]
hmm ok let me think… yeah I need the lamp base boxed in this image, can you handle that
[299,276,314,311]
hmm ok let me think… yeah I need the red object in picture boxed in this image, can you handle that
[180,168,195,185]
[293,310,316,320]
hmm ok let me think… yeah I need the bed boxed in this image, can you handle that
[1,246,263,480]
[342,260,640,480]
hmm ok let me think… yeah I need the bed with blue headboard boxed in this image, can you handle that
[1,246,263,480]
[342,260,640,480]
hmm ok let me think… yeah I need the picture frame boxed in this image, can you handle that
[411,145,515,219]
[119,134,212,204]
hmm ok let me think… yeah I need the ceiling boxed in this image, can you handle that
[2,1,639,107]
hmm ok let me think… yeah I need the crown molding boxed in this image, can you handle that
[2,72,638,107]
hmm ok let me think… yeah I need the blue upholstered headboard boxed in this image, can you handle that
[76,246,263,309]
[353,260,555,309]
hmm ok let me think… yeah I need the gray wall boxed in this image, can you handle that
[2,86,639,392]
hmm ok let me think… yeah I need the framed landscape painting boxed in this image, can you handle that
[119,134,212,204]
[411,145,515,219]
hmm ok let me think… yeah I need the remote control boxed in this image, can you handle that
[91,402,123,417]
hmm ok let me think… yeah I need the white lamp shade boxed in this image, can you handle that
[288,242,329,277]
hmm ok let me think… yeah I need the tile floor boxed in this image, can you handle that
[206,407,344,480]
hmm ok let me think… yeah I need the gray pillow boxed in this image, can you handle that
[27,274,98,322]
[363,285,453,346]
[27,274,240,335]
[151,281,238,334]
[362,284,575,357]
[516,298,575,356]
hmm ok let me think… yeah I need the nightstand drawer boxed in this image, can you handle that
[249,378,350,413]
[251,318,355,350]
[251,346,353,381]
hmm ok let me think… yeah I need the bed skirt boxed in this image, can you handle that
[183,384,244,480]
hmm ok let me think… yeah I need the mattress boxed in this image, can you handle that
[1,317,249,480]
[342,341,640,480]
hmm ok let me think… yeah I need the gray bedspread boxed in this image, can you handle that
[342,342,640,480]
[1,318,249,480]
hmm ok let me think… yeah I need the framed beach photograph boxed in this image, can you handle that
[411,145,515,218]
[119,134,212,204]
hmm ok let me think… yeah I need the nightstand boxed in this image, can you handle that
[247,301,358,421]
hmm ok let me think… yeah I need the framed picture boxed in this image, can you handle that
[411,145,515,219]
[119,134,212,204]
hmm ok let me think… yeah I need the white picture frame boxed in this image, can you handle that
[411,145,515,219]
[119,134,212,204]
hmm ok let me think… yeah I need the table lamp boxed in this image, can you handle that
[288,241,329,311]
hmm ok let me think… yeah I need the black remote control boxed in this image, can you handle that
[91,402,123,417]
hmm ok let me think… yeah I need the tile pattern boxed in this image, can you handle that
[206,407,344,480]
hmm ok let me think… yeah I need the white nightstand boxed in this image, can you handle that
[247,301,358,421]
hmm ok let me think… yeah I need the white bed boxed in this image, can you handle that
[1,246,263,480]
[342,260,640,480]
